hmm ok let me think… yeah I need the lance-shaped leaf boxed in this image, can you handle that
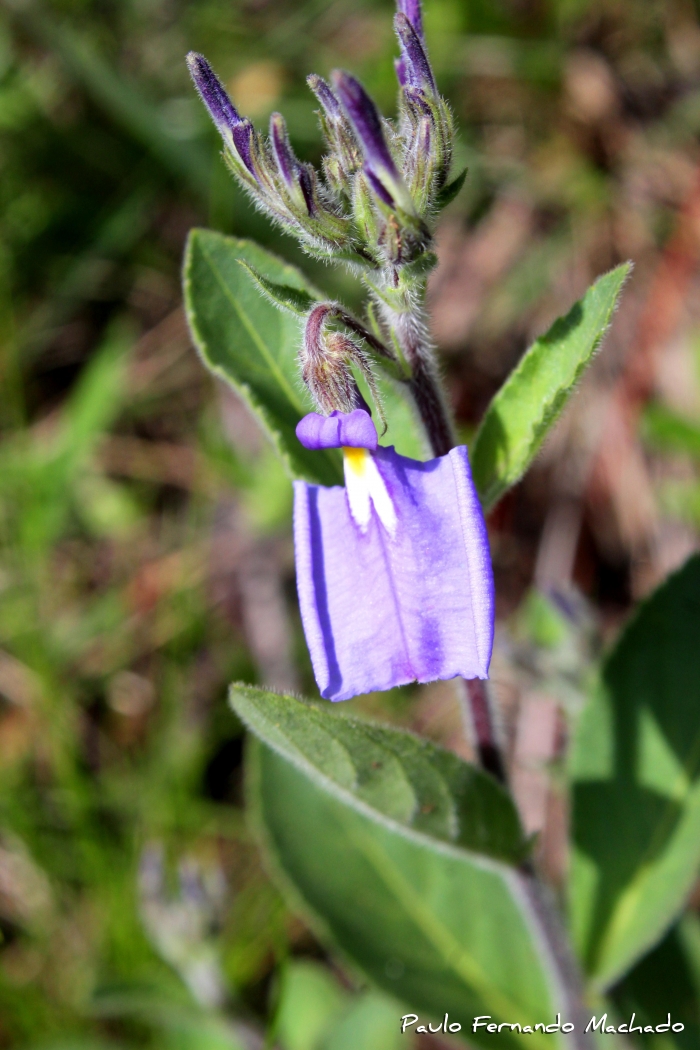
[185,230,425,473]
[233,685,526,861]
[235,686,579,1049]
[570,554,700,990]
[435,167,468,211]
[471,264,630,512]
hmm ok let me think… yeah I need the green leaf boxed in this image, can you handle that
[570,554,700,990]
[611,916,700,1049]
[471,264,630,512]
[435,167,468,210]
[237,261,320,317]
[235,687,567,1050]
[184,229,341,487]
[231,685,527,863]
[323,990,412,1050]
[274,960,348,1050]
[273,959,412,1050]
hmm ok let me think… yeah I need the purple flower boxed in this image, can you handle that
[297,410,378,452]
[331,71,414,213]
[293,410,494,701]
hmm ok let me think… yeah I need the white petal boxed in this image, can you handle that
[343,448,396,535]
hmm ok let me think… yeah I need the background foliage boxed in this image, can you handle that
[1,0,700,1046]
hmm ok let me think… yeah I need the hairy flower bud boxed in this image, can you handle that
[398,0,424,40]
[302,306,364,414]
[307,74,362,198]
[301,304,385,421]
[187,52,261,184]
[331,71,415,217]
[186,52,239,140]
[394,13,436,94]
[270,112,315,216]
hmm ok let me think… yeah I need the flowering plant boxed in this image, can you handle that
[183,2,700,1046]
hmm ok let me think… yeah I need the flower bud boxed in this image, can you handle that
[186,52,239,140]
[394,13,436,94]
[302,306,364,415]
[307,74,363,198]
[398,0,424,40]
[301,304,385,421]
[187,52,260,183]
[270,112,315,216]
[331,71,416,217]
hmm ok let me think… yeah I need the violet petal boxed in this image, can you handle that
[294,445,494,701]
[296,410,378,451]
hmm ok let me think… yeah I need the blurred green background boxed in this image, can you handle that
[1,0,700,1046]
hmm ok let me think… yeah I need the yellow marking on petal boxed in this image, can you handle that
[342,446,370,475]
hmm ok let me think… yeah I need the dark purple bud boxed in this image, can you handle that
[232,119,256,175]
[394,13,436,93]
[298,166,316,216]
[307,74,342,122]
[186,52,241,137]
[331,72,397,177]
[397,0,424,41]
[270,113,316,215]
[270,112,296,187]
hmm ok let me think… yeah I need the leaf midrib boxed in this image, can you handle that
[199,237,305,415]
[342,811,555,1050]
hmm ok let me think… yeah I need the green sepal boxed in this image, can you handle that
[238,260,320,317]
[435,166,468,210]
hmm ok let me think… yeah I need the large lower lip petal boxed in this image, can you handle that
[293,444,494,701]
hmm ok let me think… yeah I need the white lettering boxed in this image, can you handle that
[400,1015,418,1034]
[546,1013,562,1033]
[585,1014,607,1033]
